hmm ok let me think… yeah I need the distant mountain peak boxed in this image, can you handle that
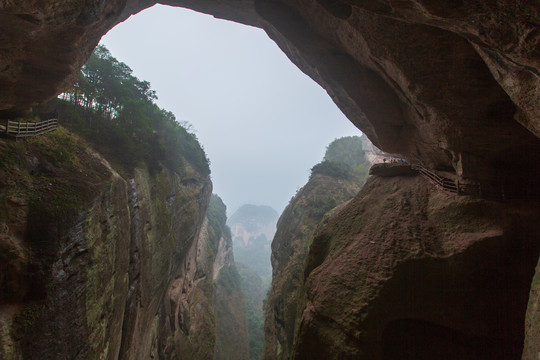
[228,204,277,284]
[227,204,279,227]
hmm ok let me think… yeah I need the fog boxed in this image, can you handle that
[101,5,361,215]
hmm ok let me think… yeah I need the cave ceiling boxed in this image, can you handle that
[1,0,539,181]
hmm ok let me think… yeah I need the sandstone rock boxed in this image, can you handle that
[0,128,223,360]
[0,128,130,360]
[0,0,128,117]
[293,174,540,360]
[264,172,362,360]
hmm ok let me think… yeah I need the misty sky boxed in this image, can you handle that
[101,5,361,215]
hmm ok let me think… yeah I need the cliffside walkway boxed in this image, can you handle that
[370,162,536,201]
[0,118,59,138]
[411,165,536,201]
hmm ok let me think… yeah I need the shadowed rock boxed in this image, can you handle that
[1,1,539,185]
[293,174,540,360]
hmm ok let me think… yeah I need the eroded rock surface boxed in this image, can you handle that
[0,127,240,360]
[0,130,130,360]
[293,173,540,360]
[264,172,362,360]
[1,1,540,186]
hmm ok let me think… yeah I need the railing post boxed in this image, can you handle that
[457,180,461,195]
[5,120,8,134]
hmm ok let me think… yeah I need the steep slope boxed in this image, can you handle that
[264,136,369,360]
[292,172,540,360]
[0,129,131,360]
[213,260,250,360]
[228,205,278,248]
[264,173,362,360]
[0,125,213,359]
[0,119,250,360]
[0,44,253,360]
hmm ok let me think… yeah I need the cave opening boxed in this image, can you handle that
[367,229,540,360]
[3,2,540,359]
[100,4,362,216]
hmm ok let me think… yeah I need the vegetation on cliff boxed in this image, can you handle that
[210,195,250,360]
[214,264,250,360]
[208,195,230,250]
[236,263,266,360]
[52,44,210,176]
[264,136,369,360]
[0,126,130,360]
[229,204,277,291]
[228,204,278,359]
[292,174,540,360]
[310,136,368,181]
[0,45,244,360]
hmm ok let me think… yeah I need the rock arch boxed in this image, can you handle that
[1,1,540,184]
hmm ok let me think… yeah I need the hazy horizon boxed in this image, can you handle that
[101,5,362,215]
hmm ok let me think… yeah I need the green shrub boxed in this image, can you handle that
[48,44,211,176]
[306,195,338,219]
[310,160,353,180]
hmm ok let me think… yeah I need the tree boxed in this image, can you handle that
[57,44,211,176]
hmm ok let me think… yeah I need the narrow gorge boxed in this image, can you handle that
[1,1,540,359]
[0,116,249,359]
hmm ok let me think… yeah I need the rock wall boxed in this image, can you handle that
[0,129,130,360]
[2,1,540,359]
[0,128,236,360]
[264,173,362,360]
[292,172,540,360]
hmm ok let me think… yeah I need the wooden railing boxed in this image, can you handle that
[412,165,457,193]
[0,118,58,138]
[411,165,537,201]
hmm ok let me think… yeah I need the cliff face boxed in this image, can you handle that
[0,128,225,359]
[123,166,213,360]
[0,129,130,360]
[292,172,540,360]
[3,1,540,359]
[264,173,362,360]
[228,205,278,248]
